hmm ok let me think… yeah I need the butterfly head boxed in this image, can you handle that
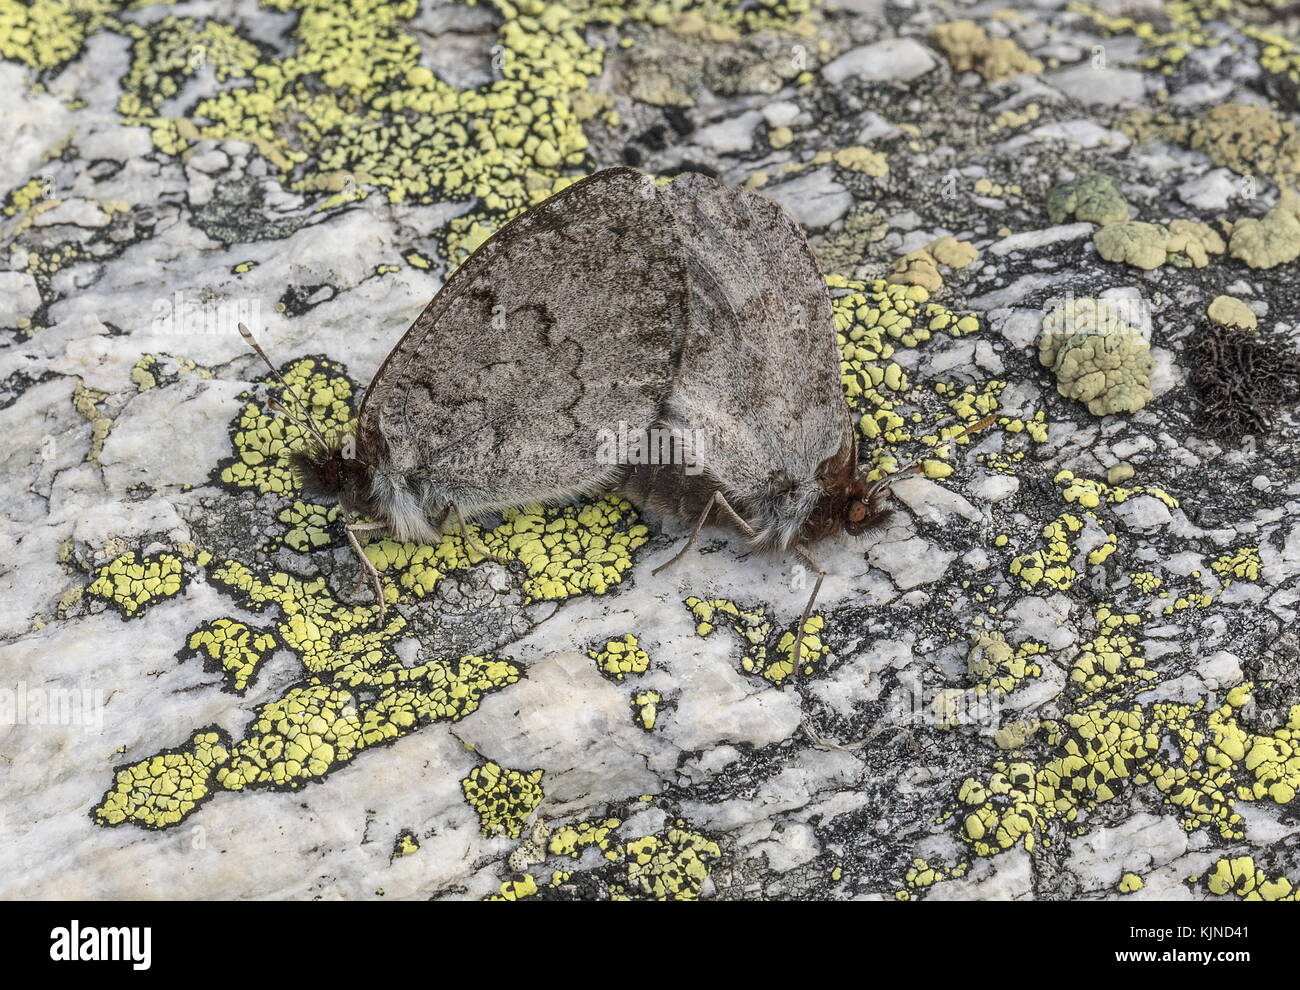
[235,323,382,519]
[291,432,376,517]
[842,477,891,536]
[801,472,894,544]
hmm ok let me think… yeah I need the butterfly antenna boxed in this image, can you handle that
[238,322,329,447]
[866,413,997,496]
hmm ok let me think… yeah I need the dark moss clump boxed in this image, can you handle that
[1187,323,1300,436]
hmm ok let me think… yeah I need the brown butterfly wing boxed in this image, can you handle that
[357,168,690,526]
[654,172,853,549]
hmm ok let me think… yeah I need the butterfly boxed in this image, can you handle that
[242,166,991,670]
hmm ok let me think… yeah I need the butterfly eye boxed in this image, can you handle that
[847,500,869,525]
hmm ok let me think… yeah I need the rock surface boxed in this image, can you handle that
[2,0,1300,903]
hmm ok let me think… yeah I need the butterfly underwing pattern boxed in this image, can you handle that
[245,165,989,670]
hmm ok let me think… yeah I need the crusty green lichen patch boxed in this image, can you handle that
[73,380,113,464]
[1069,606,1155,699]
[95,325,652,830]
[886,237,978,293]
[623,827,721,899]
[208,559,399,677]
[1010,513,1085,592]
[95,541,522,826]
[897,857,968,899]
[631,689,663,730]
[86,551,187,618]
[549,817,623,861]
[93,729,231,829]
[943,680,1300,862]
[1211,547,1261,584]
[1117,872,1144,893]
[685,596,826,682]
[829,274,1012,471]
[392,831,420,858]
[0,0,120,71]
[23,0,814,266]
[278,500,340,552]
[1007,470,1173,591]
[966,626,1046,698]
[462,762,544,839]
[218,682,366,789]
[95,648,520,825]
[1046,173,1130,226]
[130,354,213,392]
[1127,102,1300,185]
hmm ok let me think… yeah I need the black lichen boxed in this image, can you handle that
[1187,323,1300,436]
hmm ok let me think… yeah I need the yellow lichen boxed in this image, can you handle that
[929,19,1042,81]
[184,618,277,693]
[87,551,186,618]
[686,597,826,682]
[631,689,662,730]
[462,762,545,840]
[94,730,230,829]
[1207,294,1258,331]
[589,634,651,681]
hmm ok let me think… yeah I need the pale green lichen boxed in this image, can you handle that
[1047,173,1129,226]
[1038,298,1154,416]
[1207,294,1258,331]
[493,812,722,901]
[1229,191,1300,270]
[1092,221,1165,269]
[1094,218,1226,270]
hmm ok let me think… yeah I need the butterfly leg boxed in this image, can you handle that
[790,544,826,675]
[652,490,754,577]
[450,503,516,570]
[345,520,389,623]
